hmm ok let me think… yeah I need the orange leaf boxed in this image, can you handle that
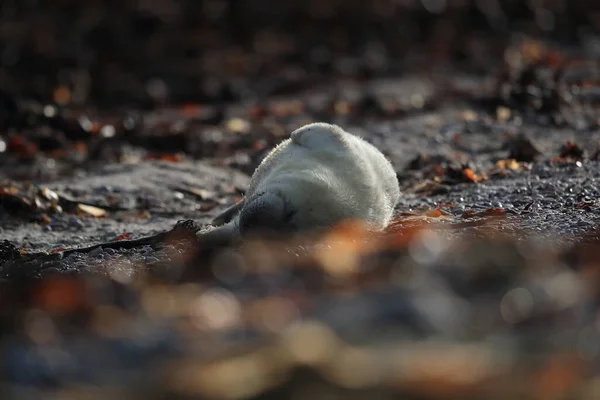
[116,233,132,241]
[145,153,182,162]
[33,277,87,315]
[463,168,477,182]
[533,354,583,400]
[479,208,506,217]
[426,208,444,218]
[180,103,203,118]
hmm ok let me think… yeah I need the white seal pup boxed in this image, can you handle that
[197,122,400,243]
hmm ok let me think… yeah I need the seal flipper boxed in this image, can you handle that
[195,220,241,246]
[212,199,244,225]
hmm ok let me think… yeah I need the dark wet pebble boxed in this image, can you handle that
[94,185,112,194]
[450,206,465,215]
[40,261,59,270]
[68,218,85,229]
[72,262,88,271]
[88,247,104,257]
[139,246,153,254]
[154,251,170,261]
[39,267,64,276]
[50,220,67,230]
[65,252,83,260]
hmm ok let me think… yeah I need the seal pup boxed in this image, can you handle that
[197,122,400,244]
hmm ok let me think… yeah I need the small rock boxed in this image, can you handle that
[89,247,103,257]
[69,218,85,229]
[139,246,153,254]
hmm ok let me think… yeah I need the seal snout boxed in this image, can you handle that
[238,192,288,237]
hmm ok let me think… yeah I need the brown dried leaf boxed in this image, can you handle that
[495,159,521,171]
[226,118,251,134]
[116,233,132,241]
[33,277,87,315]
[496,106,511,121]
[462,168,478,182]
[426,208,446,218]
[462,208,507,219]
[76,203,107,218]
[145,153,182,162]
[558,141,584,160]
[461,110,478,121]
[507,135,541,162]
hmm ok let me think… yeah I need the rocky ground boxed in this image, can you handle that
[5,74,600,253]
[3,1,600,399]
[2,71,600,400]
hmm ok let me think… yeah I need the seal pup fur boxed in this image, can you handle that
[197,122,400,243]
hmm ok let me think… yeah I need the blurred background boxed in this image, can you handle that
[1,0,600,108]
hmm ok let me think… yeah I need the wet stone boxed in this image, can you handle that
[68,218,85,229]
[139,246,153,254]
[88,247,104,257]
[154,251,169,261]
